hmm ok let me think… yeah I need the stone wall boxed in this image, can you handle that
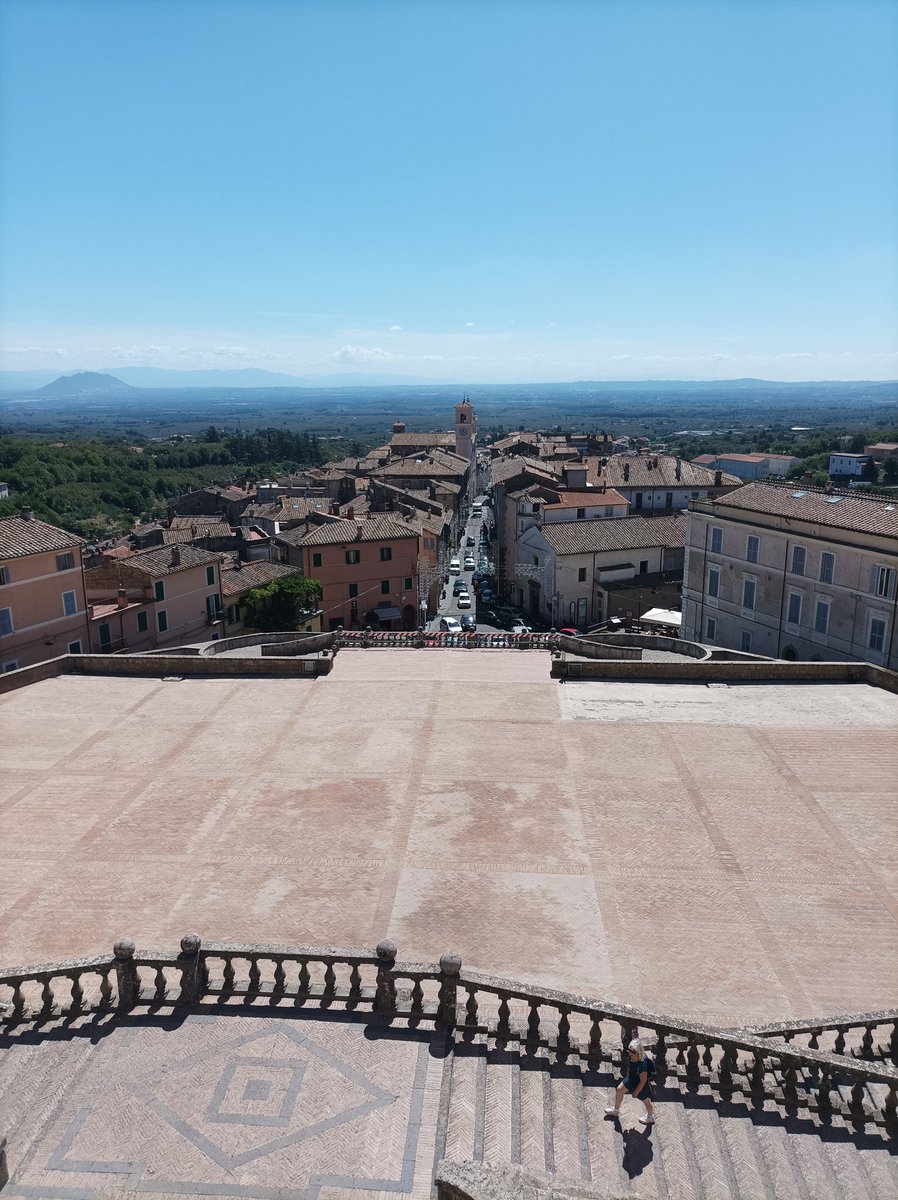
[201,631,337,657]
[551,656,898,693]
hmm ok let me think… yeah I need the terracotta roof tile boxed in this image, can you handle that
[297,515,420,547]
[705,481,898,538]
[540,513,687,556]
[0,516,83,559]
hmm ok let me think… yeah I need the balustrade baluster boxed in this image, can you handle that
[273,959,286,995]
[348,962,362,996]
[861,1023,875,1059]
[817,1067,832,1110]
[884,1081,897,1119]
[248,957,262,994]
[654,1030,667,1076]
[298,959,311,995]
[69,973,84,1012]
[834,1026,846,1056]
[40,976,54,1015]
[588,1015,603,1065]
[410,978,424,1014]
[222,957,236,993]
[153,965,167,1002]
[719,1044,736,1083]
[323,962,337,995]
[782,1057,798,1102]
[497,992,511,1038]
[808,1029,820,1050]
[464,984,478,1028]
[849,1078,867,1115]
[527,1001,540,1045]
[751,1052,766,1097]
[686,1038,700,1077]
[783,1030,795,1043]
[557,1007,571,1051]
[99,968,113,1008]
[11,980,25,1019]
[702,1042,713,1071]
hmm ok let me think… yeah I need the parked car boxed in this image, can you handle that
[452,578,469,595]
[449,557,461,575]
[466,535,476,547]
[457,593,472,609]
[464,557,476,570]
[460,613,476,631]
[510,620,533,635]
[440,616,462,633]
[479,588,495,603]
[558,627,583,636]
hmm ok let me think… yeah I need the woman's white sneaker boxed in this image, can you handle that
[639,1114,656,1125]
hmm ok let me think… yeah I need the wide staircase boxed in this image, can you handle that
[439,1025,898,1199]
[1,937,896,1199]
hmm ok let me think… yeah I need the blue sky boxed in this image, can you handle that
[1,0,896,382]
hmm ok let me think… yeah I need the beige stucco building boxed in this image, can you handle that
[682,482,898,667]
[0,510,90,670]
[84,544,224,652]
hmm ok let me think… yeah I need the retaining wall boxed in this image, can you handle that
[551,657,898,693]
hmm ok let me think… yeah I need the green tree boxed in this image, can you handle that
[861,458,880,483]
[883,458,898,484]
[243,574,323,630]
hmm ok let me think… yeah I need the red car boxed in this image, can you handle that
[558,627,583,636]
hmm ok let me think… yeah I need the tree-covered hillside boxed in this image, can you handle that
[0,427,346,538]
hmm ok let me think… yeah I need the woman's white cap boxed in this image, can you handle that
[628,1039,642,1052]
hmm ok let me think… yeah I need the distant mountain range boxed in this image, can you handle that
[0,367,434,393]
[0,369,895,398]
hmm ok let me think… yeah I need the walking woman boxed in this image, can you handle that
[605,1038,655,1124]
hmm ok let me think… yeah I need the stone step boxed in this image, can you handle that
[481,1043,518,1167]
[716,1110,778,1200]
[751,1118,815,1200]
[443,1031,895,1200]
[580,1073,634,1196]
[681,1097,741,1200]
[549,1068,591,1182]
[518,1057,552,1175]
[444,1040,482,1164]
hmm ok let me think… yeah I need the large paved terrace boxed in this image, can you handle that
[1,652,896,1025]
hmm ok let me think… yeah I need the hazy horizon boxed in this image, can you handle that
[1,0,896,384]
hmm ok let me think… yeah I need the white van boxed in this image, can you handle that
[472,503,482,517]
[449,557,461,575]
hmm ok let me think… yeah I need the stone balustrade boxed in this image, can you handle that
[735,1009,898,1062]
[335,627,558,650]
[2,937,895,1128]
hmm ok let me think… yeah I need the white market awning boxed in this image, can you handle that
[639,607,682,628]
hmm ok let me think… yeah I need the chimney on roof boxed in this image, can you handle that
[623,462,630,482]
[714,470,722,487]
[234,559,243,570]
[116,588,128,610]
[347,506,354,519]
[392,420,406,434]
[675,457,681,481]
[171,546,181,567]
[20,506,34,521]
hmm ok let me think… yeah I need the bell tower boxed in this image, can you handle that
[454,394,476,463]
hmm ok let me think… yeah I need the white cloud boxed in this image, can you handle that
[465,322,475,327]
[330,344,399,364]
[389,325,403,332]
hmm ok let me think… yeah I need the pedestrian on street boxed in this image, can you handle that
[605,1038,655,1124]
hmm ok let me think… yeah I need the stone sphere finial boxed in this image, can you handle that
[180,932,202,954]
[439,951,462,976]
[113,936,135,960]
[376,938,398,962]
